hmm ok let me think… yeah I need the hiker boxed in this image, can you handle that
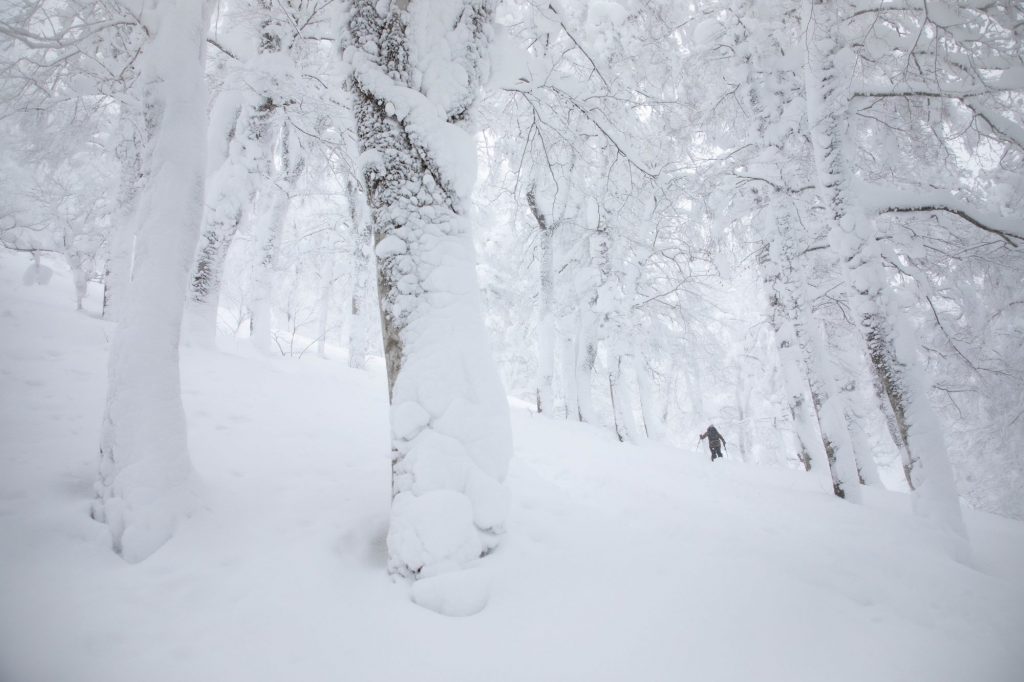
[699,425,726,462]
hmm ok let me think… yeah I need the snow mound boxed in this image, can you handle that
[411,567,490,617]
[386,490,482,575]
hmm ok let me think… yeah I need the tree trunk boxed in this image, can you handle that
[733,367,751,462]
[761,232,821,474]
[559,331,579,420]
[250,124,304,354]
[188,203,239,345]
[187,1,286,345]
[93,0,210,562]
[187,94,278,345]
[575,317,598,423]
[347,178,371,369]
[839,378,881,486]
[67,251,88,311]
[608,352,637,443]
[527,182,556,414]
[347,0,513,587]
[804,0,966,549]
[865,325,915,489]
[316,250,334,358]
[768,280,823,473]
[634,348,663,440]
[793,286,862,502]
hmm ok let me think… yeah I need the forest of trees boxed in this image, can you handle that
[1,0,1021,577]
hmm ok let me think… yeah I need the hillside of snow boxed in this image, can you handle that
[1,250,1023,682]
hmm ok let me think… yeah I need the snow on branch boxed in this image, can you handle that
[853,86,1017,99]
[852,88,1024,151]
[0,17,139,50]
[858,184,1023,246]
[206,37,238,61]
[506,84,658,179]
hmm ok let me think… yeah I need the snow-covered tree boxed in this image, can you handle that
[93,0,212,562]
[343,0,514,602]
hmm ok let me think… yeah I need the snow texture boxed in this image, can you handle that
[410,567,490,616]
[1,251,1023,680]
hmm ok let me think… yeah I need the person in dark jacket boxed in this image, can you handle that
[699,425,726,461]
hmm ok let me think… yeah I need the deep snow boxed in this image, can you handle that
[1,250,1023,682]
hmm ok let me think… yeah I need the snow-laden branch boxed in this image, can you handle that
[852,87,1024,150]
[536,0,613,91]
[0,17,139,50]
[504,84,659,179]
[206,37,237,61]
[961,98,1024,151]
[853,85,1020,99]
[846,0,1016,42]
[857,183,1023,246]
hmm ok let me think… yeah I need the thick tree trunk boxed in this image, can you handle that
[761,222,823,475]
[865,322,915,489]
[188,210,239,344]
[347,0,512,590]
[793,288,862,501]
[187,1,285,345]
[93,0,210,562]
[187,95,278,345]
[804,0,966,549]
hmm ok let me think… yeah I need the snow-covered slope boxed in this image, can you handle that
[1,251,1022,682]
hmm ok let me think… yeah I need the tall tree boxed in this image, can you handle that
[803,0,967,547]
[93,0,212,562]
[344,0,513,593]
[187,0,291,345]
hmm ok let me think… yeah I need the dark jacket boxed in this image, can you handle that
[700,426,725,448]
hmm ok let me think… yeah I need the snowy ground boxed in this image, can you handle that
[2,251,1023,682]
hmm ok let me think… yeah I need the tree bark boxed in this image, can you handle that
[188,95,278,345]
[346,0,513,583]
[187,1,285,345]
